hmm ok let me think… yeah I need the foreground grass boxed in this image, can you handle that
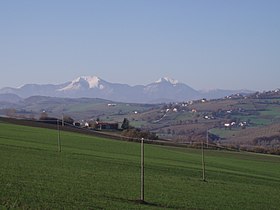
[0,122,280,209]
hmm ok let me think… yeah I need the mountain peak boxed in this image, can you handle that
[59,75,104,91]
[155,77,179,85]
[79,76,101,88]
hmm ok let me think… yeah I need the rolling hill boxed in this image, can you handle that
[0,121,280,209]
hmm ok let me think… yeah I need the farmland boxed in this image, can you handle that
[1,121,280,209]
[3,92,280,150]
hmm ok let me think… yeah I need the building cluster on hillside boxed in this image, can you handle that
[248,89,280,99]
[73,119,121,131]
[224,121,248,129]
[225,93,247,100]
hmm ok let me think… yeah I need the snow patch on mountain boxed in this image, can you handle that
[155,77,179,85]
[83,76,103,89]
[58,76,104,91]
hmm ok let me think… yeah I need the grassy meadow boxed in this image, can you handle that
[0,121,280,209]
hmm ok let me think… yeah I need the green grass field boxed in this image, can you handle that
[1,122,280,209]
[210,128,240,139]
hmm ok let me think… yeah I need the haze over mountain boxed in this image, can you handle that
[0,76,253,103]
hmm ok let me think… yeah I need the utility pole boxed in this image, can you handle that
[140,138,145,203]
[206,129,209,148]
[202,140,206,181]
[62,113,64,126]
[57,119,61,152]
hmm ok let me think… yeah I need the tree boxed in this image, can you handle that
[122,128,158,140]
[121,118,130,130]
[5,108,16,117]
[40,111,48,120]
[63,115,74,125]
[167,128,171,134]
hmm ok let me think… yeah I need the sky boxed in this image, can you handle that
[0,0,280,91]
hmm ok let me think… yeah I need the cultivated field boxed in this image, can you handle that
[0,121,280,209]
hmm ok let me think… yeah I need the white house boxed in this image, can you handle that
[224,123,231,127]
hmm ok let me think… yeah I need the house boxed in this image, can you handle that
[239,122,247,128]
[73,122,81,127]
[224,123,231,129]
[191,109,197,113]
[201,98,207,103]
[95,121,119,130]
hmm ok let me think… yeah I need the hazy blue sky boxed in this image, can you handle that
[1,0,280,90]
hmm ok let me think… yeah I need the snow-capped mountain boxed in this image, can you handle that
[144,77,198,102]
[155,77,179,85]
[59,76,105,91]
[0,76,252,103]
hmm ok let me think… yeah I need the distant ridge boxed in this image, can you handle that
[0,93,22,103]
[0,76,253,103]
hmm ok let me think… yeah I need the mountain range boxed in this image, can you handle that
[0,76,253,103]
